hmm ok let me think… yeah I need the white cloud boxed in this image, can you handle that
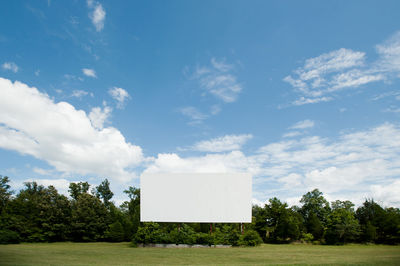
[282,131,302,138]
[0,77,144,183]
[284,31,400,106]
[193,58,242,103]
[292,96,332,106]
[87,0,106,32]
[82,68,96,78]
[144,150,258,175]
[2,62,19,73]
[290,119,315,129]
[144,122,400,207]
[178,106,208,125]
[375,31,400,74]
[33,167,53,176]
[89,105,112,129]
[71,90,89,98]
[108,87,130,109]
[210,57,233,72]
[191,134,253,152]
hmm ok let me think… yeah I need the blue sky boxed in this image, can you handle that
[1,0,400,207]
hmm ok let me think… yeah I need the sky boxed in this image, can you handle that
[1,0,400,207]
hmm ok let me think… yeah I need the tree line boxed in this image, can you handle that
[0,175,399,245]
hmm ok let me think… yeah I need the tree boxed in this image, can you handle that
[5,182,71,242]
[94,179,114,208]
[300,189,330,240]
[0,175,13,214]
[325,200,360,244]
[121,186,141,238]
[68,182,90,200]
[70,193,108,241]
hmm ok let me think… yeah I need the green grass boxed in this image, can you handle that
[0,242,399,265]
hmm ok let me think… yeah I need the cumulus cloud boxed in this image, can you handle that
[82,68,96,78]
[87,0,106,32]
[2,62,19,73]
[191,134,253,152]
[0,77,143,182]
[108,87,130,109]
[284,31,400,106]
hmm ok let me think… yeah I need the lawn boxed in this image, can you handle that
[0,242,399,265]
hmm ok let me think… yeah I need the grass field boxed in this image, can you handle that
[1,242,399,265]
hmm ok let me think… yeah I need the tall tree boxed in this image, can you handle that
[94,179,113,208]
[300,189,330,240]
[0,175,12,213]
[68,182,90,200]
[325,200,360,244]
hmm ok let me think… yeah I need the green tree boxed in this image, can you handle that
[121,186,140,238]
[94,179,114,208]
[70,193,108,241]
[325,200,360,244]
[68,182,90,200]
[5,182,70,242]
[300,189,330,240]
[0,175,13,214]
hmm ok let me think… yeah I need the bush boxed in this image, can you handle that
[300,232,314,243]
[0,229,20,244]
[213,225,241,246]
[169,224,197,244]
[238,230,263,246]
[106,221,125,242]
[195,232,213,245]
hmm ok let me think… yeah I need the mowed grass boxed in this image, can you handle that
[0,242,399,265]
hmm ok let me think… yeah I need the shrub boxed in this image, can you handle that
[106,221,125,242]
[238,230,263,246]
[0,229,20,244]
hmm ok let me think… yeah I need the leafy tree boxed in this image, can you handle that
[325,200,360,244]
[121,186,141,238]
[94,179,114,208]
[70,193,108,241]
[68,182,90,200]
[0,176,13,213]
[5,182,71,242]
[300,189,330,240]
[106,221,125,242]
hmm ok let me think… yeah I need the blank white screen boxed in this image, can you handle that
[140,173,252,223]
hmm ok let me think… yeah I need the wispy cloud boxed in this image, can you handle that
[89,104,112,129]
[82,68,96,78]
[193,58,242,103]
[108,87,130,109]
[290,119,315,129]
[284,31,400,106]
[179,106,208,125]
[87,0,106,32]
[71,90,89,98]
[190,134,253,152]
[2,62,19,73]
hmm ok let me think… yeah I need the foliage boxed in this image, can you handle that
[94,179,114,208]
[238,230,263,246]
[1,175,399,245]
